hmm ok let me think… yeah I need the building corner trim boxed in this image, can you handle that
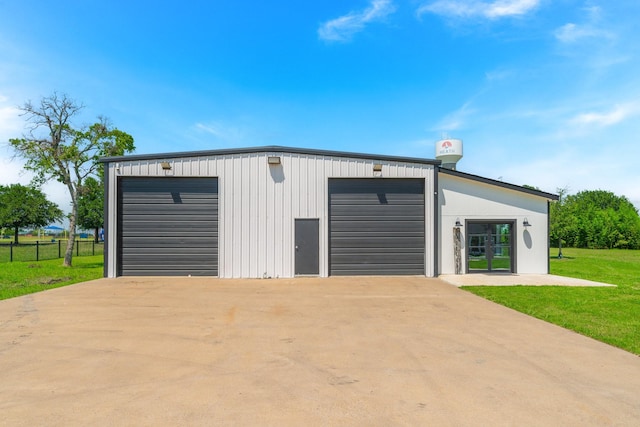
[433,167,439,277]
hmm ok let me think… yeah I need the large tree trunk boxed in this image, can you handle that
[64,198,78,267]
[13,226,19,245]
[94,227,99,243]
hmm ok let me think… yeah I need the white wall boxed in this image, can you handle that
[439,173,550,274]
[105,151,436,278]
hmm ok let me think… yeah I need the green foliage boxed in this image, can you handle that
[550,189,640,250]
[0,255,103,300]
[8,92,134,266]
[464,248,640,355]
[77,176,104,241]
[0,184,63,244]
[521,184,540,190]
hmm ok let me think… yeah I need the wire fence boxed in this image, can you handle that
[0,240,104,263]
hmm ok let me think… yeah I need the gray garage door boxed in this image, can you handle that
[329,178,425,275]
[118,177,218,276]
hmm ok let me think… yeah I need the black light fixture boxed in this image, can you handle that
[455,218,463,227]
[523,217,531,227]
[267,156,281,165]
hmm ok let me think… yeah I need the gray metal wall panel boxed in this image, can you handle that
[118,177,218,276]
[329,179,425,275]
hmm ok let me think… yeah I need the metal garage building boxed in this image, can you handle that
[101,146,557,278]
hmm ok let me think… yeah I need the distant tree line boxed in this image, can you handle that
[0,184,63,244]
[550,189,640,250]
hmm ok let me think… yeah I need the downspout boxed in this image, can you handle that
[433,166,439,277]
[547,200,551,274]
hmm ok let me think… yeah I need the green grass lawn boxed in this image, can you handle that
[0,255,104,300]
[464,248,640,355]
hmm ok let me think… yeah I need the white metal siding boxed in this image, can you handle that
[106,152,435,278]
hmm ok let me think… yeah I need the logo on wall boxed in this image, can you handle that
[441,140,452,148]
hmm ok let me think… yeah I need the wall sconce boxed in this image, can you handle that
[373,164,383,172]
[455,218,463,227]
[160,161,172,170]
[268,156,281,165]
[523,217,531,227]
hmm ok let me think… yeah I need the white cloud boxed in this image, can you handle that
[430,101,476,131]
[417,0,539,20]
[570,103,639,127]
[554,4,614,44]
[194,121,245,142]
[318,0,396,42]
[484,68,513,81]
[554,22,612,43]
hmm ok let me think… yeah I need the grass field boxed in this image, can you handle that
[0,255,104,300]
[464,248,640,355]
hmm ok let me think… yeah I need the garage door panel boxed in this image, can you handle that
[331,221,425,232]
[331,265,425,276]
[120,224,217,234]
[331,265,424,276]
[121,206,218,215]
[331,210,425,218]
[123,251,218,262]
[329,180,423,192]
[329,178,425,276]
[120,215,217,223]
[120,237,217,247]
[331,246,424,254]
[118,177,218,276]
[121,247,217,255]
[331,254,424,263]
[120,267,216,276]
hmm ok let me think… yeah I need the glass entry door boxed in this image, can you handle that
[467,222,513,273]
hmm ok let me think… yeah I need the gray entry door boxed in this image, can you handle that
[118,177,218,276]
[329,178,425,275]
[295,219,320,275]
[467,222,514,273]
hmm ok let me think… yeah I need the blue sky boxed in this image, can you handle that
[1,0,639,212]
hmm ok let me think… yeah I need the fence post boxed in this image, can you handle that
[77,240,79,257]
[36,240,39,261]
[10,241,13,262]
[58,239,61,258]
[92,240,95,256]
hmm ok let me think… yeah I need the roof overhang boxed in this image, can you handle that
[99,145,441,167]
[439,167,559,201]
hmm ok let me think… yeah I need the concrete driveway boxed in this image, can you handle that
[1,277,638,426]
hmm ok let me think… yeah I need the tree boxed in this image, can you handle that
[9,92,135,266]
[549,186,570,258]
[550,189,640,250]
[0,184,63,244]
[77,176,104,243]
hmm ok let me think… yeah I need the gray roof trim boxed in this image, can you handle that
[99,145,441,166]
[439,167,559,200]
